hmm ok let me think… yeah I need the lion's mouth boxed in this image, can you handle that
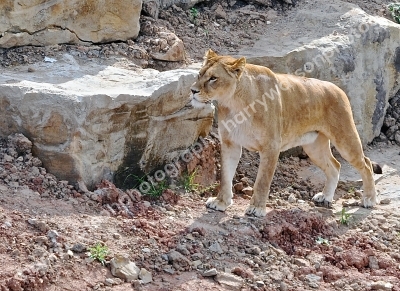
[186,96,212,108]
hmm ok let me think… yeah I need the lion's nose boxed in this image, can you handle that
[191,89,199,95]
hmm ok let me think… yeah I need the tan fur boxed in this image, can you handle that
[190,49,381,217]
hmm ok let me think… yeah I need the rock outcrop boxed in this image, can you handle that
[0,55,213,189]
[240,0,400,145]
[0,0,142,48]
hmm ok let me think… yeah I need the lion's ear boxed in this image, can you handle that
[229,57,246,78]
[203,49,218,65]
[205,49,218,60]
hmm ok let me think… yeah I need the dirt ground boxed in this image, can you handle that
[1,0,400,290]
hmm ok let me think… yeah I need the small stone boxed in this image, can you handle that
[163,266,175,274]
[242,186,253,196]
[110,254,140,282]
[246,246,261,255]
[333,246,344,253]
[215,5,227,19]
[139,268,152,284]
[105,278,114,286]
[47,230,59,240]
[256,281,265,287]
[71,243,87,253]
[203,268,218,277]
[380,198,391,205]
[142,248,151,253]
[280,281,288,291]
[294,258,310,267]
[161,254,169,261]
[288,193,296,203]
[176,244,190,256]
[369,256,379,270]
[234,182,244,192]
[371,281,393,290]
[215,273,244,290]
[192,260,202,268]
[191,252,203,260]
[28,219,49,232]
[113,233,121,239]
[67,250,74,257]
[209,242,223,254]
[28,67,35,72]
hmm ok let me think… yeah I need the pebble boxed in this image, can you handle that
[209,241,223,254]
[192,260,202,268]
[203,268,218,277]
[139,268,152,284]
[27,219,49,232]
[294,258,310,267]
[370,281,393,290]
[105,278,115,286]
[242,186,253,196]
[280,281,288,291]
[215,272,244,290]
[256,280,265,287]
[380,198,391,205]
[369,256,379,270]
[288,193,296,203]
[71,243,87,253]
[113,233,121,239]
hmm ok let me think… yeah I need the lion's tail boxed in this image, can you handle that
[371,161,383,174]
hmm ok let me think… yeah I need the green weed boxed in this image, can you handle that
[190,7,199,24]
[339,207,352,225]
[88,243,109,265]
[179,170,200,192]
[129,175,169,198]
[388,3,400,23]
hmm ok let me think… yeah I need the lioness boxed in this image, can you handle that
[190,49,382,217]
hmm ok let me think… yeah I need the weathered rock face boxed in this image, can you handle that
[0,56,213,189]
[240,0,400,145]
[0,0,142,48]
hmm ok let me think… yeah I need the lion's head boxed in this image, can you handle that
[190,49,246,108]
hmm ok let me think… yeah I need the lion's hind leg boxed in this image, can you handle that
[302,133,341,207]
[330,132,379,208]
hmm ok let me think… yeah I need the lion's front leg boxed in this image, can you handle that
[206,139,242,212]
[245,148,280,217]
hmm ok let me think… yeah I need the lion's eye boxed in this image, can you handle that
[209,76,217,82]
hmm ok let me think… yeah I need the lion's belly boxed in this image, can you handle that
[280,131,319,151]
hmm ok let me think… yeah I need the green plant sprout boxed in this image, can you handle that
[88,243,109,265]
[179,170,200,192]
[190,7,199,24]
[388,3,400,23]
[130,175,169,197]
[339,207,352,225]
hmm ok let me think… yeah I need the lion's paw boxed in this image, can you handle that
[206,197,232,212]
[360,195,378,208]
[312,192,332,208]
[245,205,267,217]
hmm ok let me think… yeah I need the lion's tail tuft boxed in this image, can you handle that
[371,161,383,174]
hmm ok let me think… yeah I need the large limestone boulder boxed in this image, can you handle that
[0,55,213,189]
[240,0,400,145]
[0,0,142,48]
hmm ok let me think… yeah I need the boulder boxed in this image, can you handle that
[0,55,214,189]
[240,0,400,145]
[0,0,142,48]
